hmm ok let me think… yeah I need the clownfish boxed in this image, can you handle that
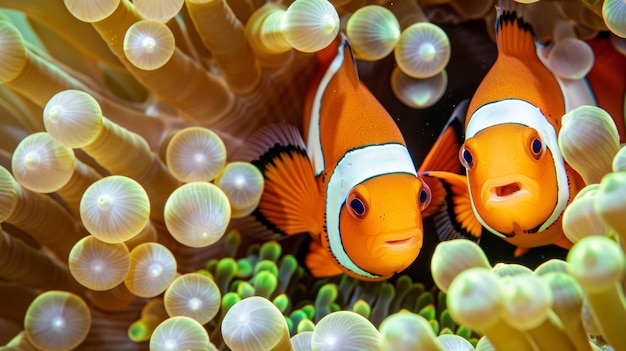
[421,7,626,256]
[245,34,445,281]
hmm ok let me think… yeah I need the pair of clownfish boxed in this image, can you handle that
[245,6,626,281]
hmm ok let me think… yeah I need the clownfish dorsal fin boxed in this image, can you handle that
[496,10,537,59]
[418,100,467,221]
[317,34,360,89]
[418,99,468,175]
[241,123,323,238]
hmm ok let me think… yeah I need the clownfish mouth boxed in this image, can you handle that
[382,236,418,248]
[492,182,524,200]
[482,175,537,207]
[368,228,422,258]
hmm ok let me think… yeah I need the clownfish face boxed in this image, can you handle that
[460,124,559,236]
[338,174,430,279]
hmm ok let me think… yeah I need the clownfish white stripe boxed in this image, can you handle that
[325,142,417,278]
[466,99,570,236]
[307,36,349,176]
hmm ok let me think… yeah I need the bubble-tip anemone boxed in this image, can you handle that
[165,127,227,183]
[446,267,535,351]
[215,161,264,218]
[562,184,611,243]
[11,132,75,193]
[312,310,380,351]
[164,181,231,248]
[391,67,447,109]
[0,19,27,84]
[567,236,625,293]
[499,274,576,350]
[538,272,592,351]
[246,0,339,55]
[164,273,221,325]
[612,146,626,172]
[125,242,177,298]
[499,275,553,331]
[431,239,491,293]
[446,267,501,331]
[546,38,594,80]
[291,331,313,351]
[283,0,340,53]
[150,316,210,351]
[133,0,184,22]
[558,105,619,185]
[546,21,594,80]
[124,20,176,71]
[603,0,626,37]
[395,22,451,79]
[64,0,121,23]
[80,175,151,243]
[567,236,626,350]
[23,290,91,351]
[437,334,474,351]
[222,296,291,351]
[378,312,443,351]
[43,89,103,149]
[69,235,131,291]
[346,5,401,61]
[594,171,626,239]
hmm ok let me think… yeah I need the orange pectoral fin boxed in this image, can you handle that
[246,124,323,237]
[305,240,344,277]
[418,100,467,175]
[420,171,482,242]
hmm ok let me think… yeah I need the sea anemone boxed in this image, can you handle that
[434,235,626,350]
[395,22,451,79]
[68,235,131,291]
[150,316,211,351]
[79,175,151,244]
[164,273,221,325]
[163,181,231,248]
[545,20,594,80]
[165,127,227,183]
[123,20,176,71]
[378,311,442,350]
[558,105,620,185]
[345,5,400,61]
[23,290,91,351]
[221,296,291,351]
[214,162,264,218]
[567,236,626,350]
[125,242,177,298]
[11,132,74,194]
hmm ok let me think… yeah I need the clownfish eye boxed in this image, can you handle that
[530,136,545,160]
[459,145,474,170]
[418,181,432,211]
[347,185,369,219]
[349,198,366,217]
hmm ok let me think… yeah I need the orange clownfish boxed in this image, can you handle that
[421,8,626,256]
[246,34,436,281]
